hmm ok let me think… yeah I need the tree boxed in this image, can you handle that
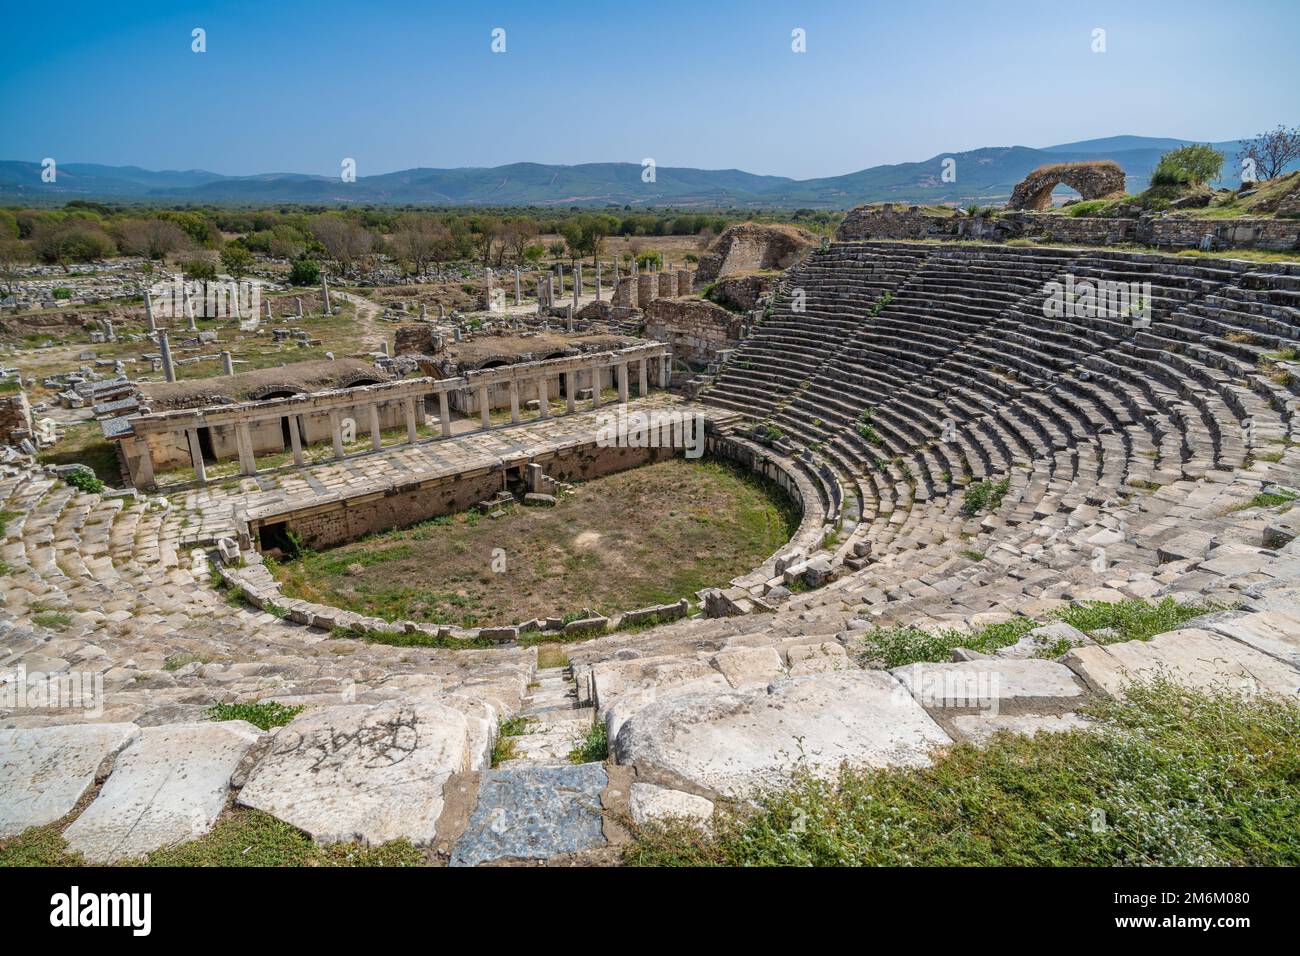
[1237,125,1300,182]
[31,221,115,270]
[183,257,217,281]
[501,218,540,264]
[1151,144,1224,187]
[389,215,450,276]
[0,237,28,310]
[116,219,188,260]
[220,242,253,279]
[311,216,373,274]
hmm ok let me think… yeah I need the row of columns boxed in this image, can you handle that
[176,353,670,485]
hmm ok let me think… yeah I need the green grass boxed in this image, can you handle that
[961,477,1010,516]
[1233,488,1299,511]
[568,718,608,764]
[0,808,421,867]
[0,509,23,537]
[208,700,303,731]
[32,610,72,630]
[329,624,499,649]
[491,733,520,766]
[854,598,1222,668]
[625,681,1300,866]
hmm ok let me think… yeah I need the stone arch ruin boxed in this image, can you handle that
[1007,160,1127,211]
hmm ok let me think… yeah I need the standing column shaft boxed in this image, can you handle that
[509,381,520,424]
[639,358,649,396]
[158,331,176,382]
[369,403,382,451]
[236,423,256,476]
[537,375,548,418]
[288,415,303,466]
[565,371,576,414]
[329,409,344,458]
[591,366,602,408]
[404,398,418,443]
[439,391,452,438]
[186,428,207,484]
[618,362,629,403]
[479,384,491,430]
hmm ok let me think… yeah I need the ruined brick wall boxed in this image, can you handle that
[1137,216,1300,251]
[707,273,777,312]
[637,273,658,306]
[0,391,34,447]
[612,276,638,309]
[1008,161,1128,211]
[695,223,818,283]
[644,298,746,366]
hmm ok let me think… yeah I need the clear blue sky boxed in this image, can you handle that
[2,0,1297,179]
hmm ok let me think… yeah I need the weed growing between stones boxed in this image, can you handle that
[208,701,304,731]
[568,718,608,764]
[853,598,1224,668]
[0,809,422,867]
[960,477,1010,516]
[624,681,1300,866]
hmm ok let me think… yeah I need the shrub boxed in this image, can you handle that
[63,469,104,495]
[208,701,303,731]
[288,256,321,286]
[1151,144,1224,187]
[961,477,1009,516]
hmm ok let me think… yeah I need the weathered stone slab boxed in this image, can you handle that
[64,721,262,862]
[0,723,137,838]
[449,763,607,866]
[238,701,471,845]
[787,641,850,675]
[1198,609,1300,668]
[710,646,784,690]
[629,782,714,826]
[950,713,1094,746]
[1064,629,1300,698]
[891,659,1085,707]
[614,670,952,796]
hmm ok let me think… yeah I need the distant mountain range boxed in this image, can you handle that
[0,136,1278,209]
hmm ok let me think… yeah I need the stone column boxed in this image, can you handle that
[236,422,256,476]
[591,366,602,408]
[595,261,602,302]
[404,398,418,442]
[287,415,304,466]
[130,438,155,490]
[557,263,563,297]
[514,267,521,306]
[296,297,304,319]
[565,371,577,413]
[186,428,207,484]
[329,409,344,459]
[479,383,491,430]
[618,362,629,403]
[537,375,548,419]
[158,331,176,383]
[637,273,657,307]
[566,305,574,333]
[639,358,649,397]
[439,391,452,438]
[368,403,382,451]
[322,274,332,316]
[186,294,198,332]
[145,289,157,332]
[546,275,555,308]
[509,380,520,424]
[659,351,672,388]
[677,270,691,296]
[573,267,580,310]
[221,351,234,376]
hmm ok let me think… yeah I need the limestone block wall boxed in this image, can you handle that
[637,274,658,306]
[612,277,638,309]
[253,441,679,552]
[0,391,34,446]
[644,298,746,367]
[836,203,1300,251]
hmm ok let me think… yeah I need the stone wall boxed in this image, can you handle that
[835,203,1300,251]
[706,273,777,312]
[253,442,679,551]
[0,390,34,447]
[644,298,747,367]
